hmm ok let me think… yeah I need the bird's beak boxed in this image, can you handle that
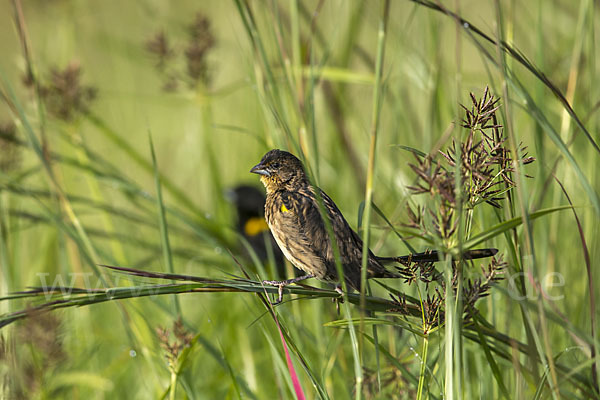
[250,163,270,176]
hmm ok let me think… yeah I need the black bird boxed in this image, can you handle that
[228,185,287,279]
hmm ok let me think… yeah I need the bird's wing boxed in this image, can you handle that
[315,188,399,279]
[284,187,369,287]
[313,189,365,262]
[270,186,391,288]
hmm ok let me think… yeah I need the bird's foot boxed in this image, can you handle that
[332,285,345,314]
[262,274,315,305]
[262,280,286,304]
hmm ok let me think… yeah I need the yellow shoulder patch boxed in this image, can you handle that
[280,204,289,213]
[244,217,270,236]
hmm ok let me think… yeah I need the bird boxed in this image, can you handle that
[227,184,288,279]
[250,149,497,303]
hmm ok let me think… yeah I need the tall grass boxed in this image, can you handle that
[1,0,599,398]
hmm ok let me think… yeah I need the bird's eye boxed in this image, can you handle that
[271,162,280,169]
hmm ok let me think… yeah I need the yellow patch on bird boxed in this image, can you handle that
[244,217,269,237]
[280,204,289,213]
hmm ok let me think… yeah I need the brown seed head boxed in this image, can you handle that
[40,61,97,121]
[0,122,21,172]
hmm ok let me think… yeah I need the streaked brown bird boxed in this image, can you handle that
[250,149,496,303]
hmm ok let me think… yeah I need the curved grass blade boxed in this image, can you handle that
[405,0,599,155]
[462,206,571,250]
[149,133,180,315]
[471,315,510,399]
[324,317,426,338]
[554,176,598,391]
[393,145,428,159]
[273,309,307,400]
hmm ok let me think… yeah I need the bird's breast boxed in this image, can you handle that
[264,192,327,279]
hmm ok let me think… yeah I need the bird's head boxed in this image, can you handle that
[250,149,306,192]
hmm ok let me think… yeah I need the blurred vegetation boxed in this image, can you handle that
[0,0,599,399]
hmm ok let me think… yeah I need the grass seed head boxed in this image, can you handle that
[39,61,97,121]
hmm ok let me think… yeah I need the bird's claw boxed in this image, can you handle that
[335,286,344,302]
[332,286,344,314]
[262,280,285,304]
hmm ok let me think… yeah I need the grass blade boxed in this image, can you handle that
[149,133,181,316]
[462,206,571,250]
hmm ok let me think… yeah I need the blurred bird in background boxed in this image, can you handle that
[228,184,297,280]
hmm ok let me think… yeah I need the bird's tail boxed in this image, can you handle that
[377,248,498,264]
